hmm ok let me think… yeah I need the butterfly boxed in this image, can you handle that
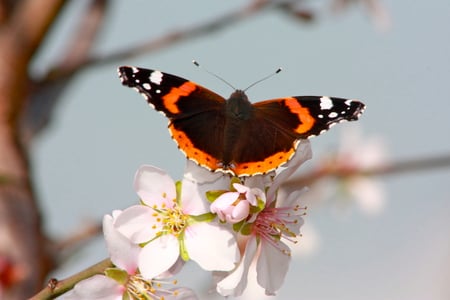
[118,66,365,177]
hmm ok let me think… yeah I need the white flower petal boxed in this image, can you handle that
[210,192,240,221]
[230,200,249,222]
[103,214,140,273]
[267,140,312,202]
[211,192,239,209]
[256,240,291,295]
[180,178,210,215]
[184,223,239,271]
[243,173,273,191]
[157,287,199,300]
[114,205,155,244]
[216,236,258,297]
[233,183,249,194]
[139,235,180,279]
[62,275,123,300]
[134,165,176,207]
[156,256,185,278]
[183,160,228,185]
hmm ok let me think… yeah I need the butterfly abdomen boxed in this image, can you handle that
[222,90,254,168]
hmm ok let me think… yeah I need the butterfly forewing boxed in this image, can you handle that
[118,66,226,119]
[254,96,366,138]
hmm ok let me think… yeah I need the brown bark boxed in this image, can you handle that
[0,0,66,298]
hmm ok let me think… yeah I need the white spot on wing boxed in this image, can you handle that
[320,96,333,110]
[150,70,163,85]
[328,112,338,118]
[142,83,151,90]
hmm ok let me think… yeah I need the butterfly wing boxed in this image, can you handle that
[228,96,365,176]
[118,66,227,170]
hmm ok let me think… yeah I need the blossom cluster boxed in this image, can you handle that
[63,141,312,299]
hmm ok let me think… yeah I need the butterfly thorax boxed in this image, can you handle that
[225,90,253,120]
[221,90,254,169]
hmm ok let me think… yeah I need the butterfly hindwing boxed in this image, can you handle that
[168,109,226,172]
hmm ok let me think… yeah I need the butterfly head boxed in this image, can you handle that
[226,90,253,120]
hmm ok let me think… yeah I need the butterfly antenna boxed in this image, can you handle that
[193,60,236,90]
[243,67,282,92]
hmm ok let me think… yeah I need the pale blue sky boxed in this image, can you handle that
[31,1,450,299]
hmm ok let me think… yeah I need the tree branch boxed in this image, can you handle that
[282,153,450,191]
[40,0,270,84]
[0,0,67,298]
[22,0,109,143]
[29,258,113,300]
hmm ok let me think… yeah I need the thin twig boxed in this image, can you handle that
[53,221,102,253]
[282,153,450,190]
[29,258,113,300]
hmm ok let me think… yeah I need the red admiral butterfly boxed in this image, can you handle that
[118,66,365,177]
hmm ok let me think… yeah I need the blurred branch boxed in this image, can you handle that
[23,0,109,143]
[0,0,67,298]
[29,258,113,300]
[39,0,270,84]
[283,153,450,191]
[53,221,102,254]
[0,0,15,23]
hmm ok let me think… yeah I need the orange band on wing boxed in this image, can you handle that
[231,147,296,176]
[162,81,197,114]
[169,124,220,171]
[284,97,315,134]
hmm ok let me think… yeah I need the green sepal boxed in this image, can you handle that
[229,177,242,188]
[206,190,227,203]
[105,267,128,285]
[189,212,216,223]
[249,197,266,214]
[178,232,190,261]
[239,222,253,236]
[175,180,182,205]
[232,219,245,232]
[122,292,131,300]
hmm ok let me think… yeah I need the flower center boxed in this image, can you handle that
[127,274,179,300]
[152,201,188,237]
[253,204,306,256]
[163,205,188,236]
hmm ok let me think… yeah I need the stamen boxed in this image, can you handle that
[253,204,306,255]
[127,274,180,300]
[150,202,188,238]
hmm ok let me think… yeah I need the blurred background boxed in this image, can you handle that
[4,0,449,299]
